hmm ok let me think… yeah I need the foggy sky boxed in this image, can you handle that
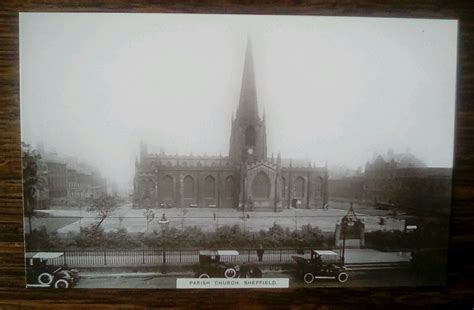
[20,13,458,191]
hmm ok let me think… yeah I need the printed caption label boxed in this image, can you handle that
[177,278,289,289]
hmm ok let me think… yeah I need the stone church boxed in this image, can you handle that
[133,40,328,211]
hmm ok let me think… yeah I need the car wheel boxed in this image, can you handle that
[224,268,237,278]
[38,272,53,285]
[198,273,210,279]
[337,272,349,283]
[246,267,262,278]
[54,278,70,288]
[303,273,314,284]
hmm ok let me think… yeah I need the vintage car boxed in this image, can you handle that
[292,250,349,284]
[26,252,80,288]
[195,250,262,279]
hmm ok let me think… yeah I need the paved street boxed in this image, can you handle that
[75,268,426,289]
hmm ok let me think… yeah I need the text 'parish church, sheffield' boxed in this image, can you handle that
[133,39,328,211]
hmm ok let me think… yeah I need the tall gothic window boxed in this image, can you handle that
[142,180,150,199]
[281,176,286,198]
[315,176,324,197]
[295,177,305,197]
[252,172,270,199]
[161,175,174,198]
[245,126,256,146]
[183,175,194,198]
[224,176,234,198]
[204,175,216,198]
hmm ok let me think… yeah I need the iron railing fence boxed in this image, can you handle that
[28,248,315,267]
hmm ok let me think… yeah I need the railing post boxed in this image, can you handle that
[63,249,67,265]
[104,250,107,265]
[179,250,182,264]
[143,250,145,264]
[248,250,250,262]
[280,249,282,262]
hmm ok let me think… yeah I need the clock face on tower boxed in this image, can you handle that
[247,148,254,155]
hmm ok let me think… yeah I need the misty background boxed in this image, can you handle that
[20,13,457,193]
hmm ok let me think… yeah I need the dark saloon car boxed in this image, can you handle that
[292,250,349,284]
[195,250,262,279]
[26,252,80,288]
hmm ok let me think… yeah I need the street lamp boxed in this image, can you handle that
[158,213,169,273]
[340,215,349,264]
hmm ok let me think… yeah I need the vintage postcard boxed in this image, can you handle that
[20,13,457,289]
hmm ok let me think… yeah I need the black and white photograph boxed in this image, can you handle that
[20,13,457,289]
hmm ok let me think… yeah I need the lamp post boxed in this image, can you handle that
[158,213,169,273]
[340,215,348,264]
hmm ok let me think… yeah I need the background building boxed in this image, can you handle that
[329,151,452,214]
[34,148,108,207]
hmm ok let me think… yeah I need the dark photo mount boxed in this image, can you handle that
[0,1,472,308]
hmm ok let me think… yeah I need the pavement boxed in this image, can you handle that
[31,202,405,235]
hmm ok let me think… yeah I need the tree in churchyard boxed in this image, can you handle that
[88,195,117,232]
[144,207,155,233]
[22,143,45,236]
[180,208,188,229]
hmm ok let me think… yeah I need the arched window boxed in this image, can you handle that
[252,172,270,199]
[183,175,194,198]
[281,176,286,198]
[204,175,215,197]
[142,180,150,199]
[317,176,324,197]
[224,176,234,198]
[245,126,256,146]
[295,177,305,197]
[161,175,174,198]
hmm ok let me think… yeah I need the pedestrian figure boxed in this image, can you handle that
[257,244,264,262]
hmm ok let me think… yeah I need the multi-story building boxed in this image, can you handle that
[45,160,68,199]
[133,40,329,211]
[36,150,108,204]
[328,154,452,214]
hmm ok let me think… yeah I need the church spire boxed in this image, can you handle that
[236,36,259,124]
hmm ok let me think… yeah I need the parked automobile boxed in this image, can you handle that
[26,252,80,288]
[292,250,349,284]
[195,250,262,279]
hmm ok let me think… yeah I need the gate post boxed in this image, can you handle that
[104,250,107,265]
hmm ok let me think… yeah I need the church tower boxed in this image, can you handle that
[229,38,267,164]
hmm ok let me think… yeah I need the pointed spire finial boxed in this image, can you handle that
[236,35,258,124]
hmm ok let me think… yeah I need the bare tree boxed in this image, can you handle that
[118,215,124,230]
[180,208,188,229]
[22,143,45,235]
[88,195,117,231]
[144,208,155,233]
